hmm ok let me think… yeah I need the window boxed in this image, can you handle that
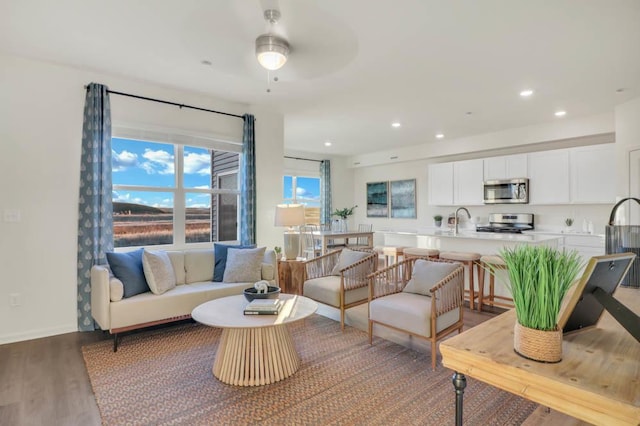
[283,175,321,224]
[112,137,240,248]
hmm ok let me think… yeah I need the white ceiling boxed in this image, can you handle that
[2,0,639,156]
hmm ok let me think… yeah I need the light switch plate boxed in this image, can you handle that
[3,209,21,222]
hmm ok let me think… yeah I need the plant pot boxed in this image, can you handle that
[513,322,562,363]
[434,220,442,227]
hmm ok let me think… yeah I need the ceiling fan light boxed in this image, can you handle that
[256,34,290,70]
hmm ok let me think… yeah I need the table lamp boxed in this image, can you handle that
[274,204,305,260]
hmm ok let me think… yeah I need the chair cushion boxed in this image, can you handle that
[213,243,256,282]
[403,260,460,296]
[223,247,266,283]
[370,292,461,338]
[106,249,150,298]
[303,276,369,307]
[331,249,371,276]
[142,249,176,295]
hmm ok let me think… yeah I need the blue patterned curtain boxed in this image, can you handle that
[240,114,256,245]
[77,83,113,331]
[320,160,332,224]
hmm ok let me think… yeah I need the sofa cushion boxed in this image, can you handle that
[369,292,461,338]
[213,243,256,282]
[106,249,150,298]
[165,251,186,285]
[223,247,266,283]
[332,249,371,276]
[142,249,177,295]
[403,260,460,296]
[184,249,215,284]
[303,276,369,307]
[109,277,124,302]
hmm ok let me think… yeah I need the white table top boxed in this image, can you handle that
[191,294,317,329]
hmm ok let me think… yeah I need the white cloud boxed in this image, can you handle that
[296,186,319,201]
[184,152,211,175]
[141,149,174,175]
[112,150,138,172]
[112,191,131,202]
[193,185,210,189]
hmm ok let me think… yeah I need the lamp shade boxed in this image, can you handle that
[256,34,290,71]
[274,204,305,227]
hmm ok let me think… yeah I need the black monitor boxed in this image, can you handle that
[559,253,639,343]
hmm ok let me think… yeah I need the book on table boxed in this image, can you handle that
[244,299,284,315]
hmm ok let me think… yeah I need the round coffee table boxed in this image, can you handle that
[191,294,317,386]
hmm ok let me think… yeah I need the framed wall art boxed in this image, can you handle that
[390,179,416,218]
[366,181,388,217]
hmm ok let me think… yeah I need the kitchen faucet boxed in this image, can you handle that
[454,207,471,236]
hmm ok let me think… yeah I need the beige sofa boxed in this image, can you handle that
[91,247,277,350]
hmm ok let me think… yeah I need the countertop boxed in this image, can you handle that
[376,229,562,243]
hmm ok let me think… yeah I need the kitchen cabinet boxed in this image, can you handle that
[454,159,484,205]
[559,234,606,264]
[528,149,570,204]
[570,144,616,203]
[428,162,454,205]
[483,154,528,180]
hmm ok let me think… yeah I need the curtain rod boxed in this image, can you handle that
[285,155,323,163]
[85,85,244,119]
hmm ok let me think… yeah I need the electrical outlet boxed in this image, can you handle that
[9,293,21,307]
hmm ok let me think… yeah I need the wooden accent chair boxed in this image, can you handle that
[368,257,465,370]
[303,248,377,330]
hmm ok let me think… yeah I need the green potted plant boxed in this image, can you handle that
[332,205,357,232]
[495,245,583,362]
[433,214,443,227]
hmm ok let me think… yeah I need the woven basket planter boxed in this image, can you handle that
[513,322,562,363]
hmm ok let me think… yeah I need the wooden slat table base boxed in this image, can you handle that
[213,325,300,386]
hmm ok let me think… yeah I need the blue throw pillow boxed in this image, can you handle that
[213,243,256,282]
[106,249,150,298]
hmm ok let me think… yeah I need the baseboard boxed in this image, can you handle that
[0,324,77,345]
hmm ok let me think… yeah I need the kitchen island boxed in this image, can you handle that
[377,229,562,301]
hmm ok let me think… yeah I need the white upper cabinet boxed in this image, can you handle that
[428,162,454,205]
[528,149,570,204]
[483,154,528,180]
[454,159,484,205]
[570,144,616,204]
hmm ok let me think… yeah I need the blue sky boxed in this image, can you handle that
[112,137,320,208]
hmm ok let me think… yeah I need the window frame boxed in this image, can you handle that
[111,127,242,251]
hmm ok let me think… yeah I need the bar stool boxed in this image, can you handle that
[478,255,514,311]
[402,247,440,260]
[373,245,407,268]
[439,251,482,310]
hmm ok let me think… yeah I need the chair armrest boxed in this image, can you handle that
[429,264,465,316]
[368,258,415,300]
[304,250,341,279]
[340,253,377,291]
[91,264,112,331]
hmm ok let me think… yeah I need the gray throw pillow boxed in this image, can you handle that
[142,249,176,295]
[331,249,371,276]
[403,260,460,296]
[223,247,267,283]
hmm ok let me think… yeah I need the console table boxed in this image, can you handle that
[440,287,640,426]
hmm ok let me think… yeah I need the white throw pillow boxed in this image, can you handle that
[403,260,460,296]
[261,263,275,281]
[332,249,371,276]
[223,247,267,283]
[142,249,177,295]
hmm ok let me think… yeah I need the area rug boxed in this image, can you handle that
[82,315,537,425]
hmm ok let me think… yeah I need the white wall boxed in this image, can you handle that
[0,53,284,343]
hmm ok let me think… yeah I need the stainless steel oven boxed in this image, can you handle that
[483,178,529,204]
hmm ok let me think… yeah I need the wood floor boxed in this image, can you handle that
[0,307,499,425]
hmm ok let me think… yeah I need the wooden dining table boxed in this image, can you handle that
[440,286,640,426]
[313,230,374,255]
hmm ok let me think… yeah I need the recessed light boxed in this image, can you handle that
[435,133,445,139]
[520,89,534,97]
[465,111,473,116]
[201,59,212,66]
[391,122,401,128]
[324,141,332,147]
[616,88,625,93]
[555,110,566,117]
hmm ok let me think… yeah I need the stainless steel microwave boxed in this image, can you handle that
[483,178,529,204]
